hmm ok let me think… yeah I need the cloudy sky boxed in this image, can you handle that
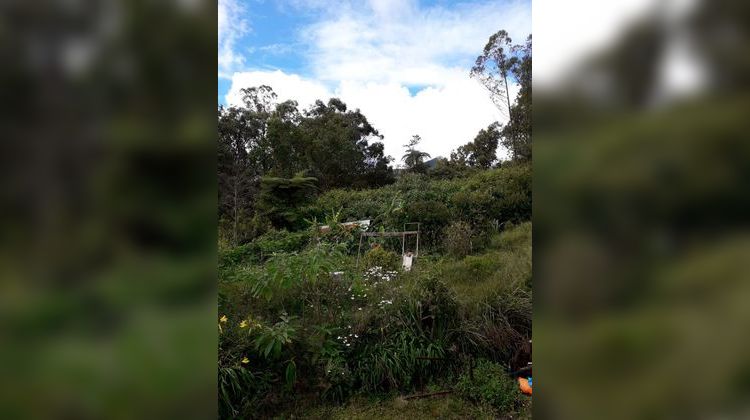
[218,0,531,163]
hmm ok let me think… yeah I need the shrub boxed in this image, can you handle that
[218,229,311,275]
[219,365,272,419]
[352,329,446,392]
[443,221,473,257]
[456,359,520,414]
[258,175,318,230]
[491,221,531,250]
[253,229,310,255]
[405,275,459,340]
[361,246,400,271]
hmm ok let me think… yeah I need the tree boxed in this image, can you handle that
[218,105,262,245]
[471,31,532,162]
[471,30,515,118]
[448,122,501,169]
[472,122,501,168]
[429,157,471,180]
[257,174,318,230]
[402,135,431,174]
[500,35,531,161]
[300,98,393,189]
[266,99,305,178]
[217,87,396,241]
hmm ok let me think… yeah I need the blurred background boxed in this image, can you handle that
[534,0,750,418]
[0,0,217,418]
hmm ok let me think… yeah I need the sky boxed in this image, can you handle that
[218,0,531,163]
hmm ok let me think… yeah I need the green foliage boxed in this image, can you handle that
[258,174,319,230]
[456,359,520,413]
[402,134,431,174]
[254,313,297,359]
[302,98,394,189]
[302,394,505,419]
[215,26,535,418]
[470,30,531,162]
[217,169,532,417]
[219,365,272,419]
[353,329,447,391]
[308,165,530,250]
[250,244,344,301]
[443,221,473,257]
[310,209,364,254]
[218,229,311,272]
[255,229,311,253]
[362,246,400,271]
[218,89,398,242]
[450,122,501,169]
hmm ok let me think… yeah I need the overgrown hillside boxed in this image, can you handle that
[218,166,532,418]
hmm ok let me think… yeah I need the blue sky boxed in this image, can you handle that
[218,0,531,162]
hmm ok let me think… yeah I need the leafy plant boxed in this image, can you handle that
[249,244,343,300]
[444,221,473,257]
[362,246,400,271]
[456,359,520,414]
[219,366,272,419]
[254,313,297,359]
[353,329,447,392]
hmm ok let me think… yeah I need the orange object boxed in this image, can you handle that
[518,377,532,395]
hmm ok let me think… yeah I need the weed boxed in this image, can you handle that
[456,359,520,414]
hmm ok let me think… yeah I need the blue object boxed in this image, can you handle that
[527,377,532,387]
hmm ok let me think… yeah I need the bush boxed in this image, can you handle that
[258,175,318,230]
[443,221,473,257]
[491,221,531,251]
[306,165,531,250]
[352,329,447,392]
[254,229,310,255]
[361,246,400,271]
[218,229,311,274]
[456,359,520,413]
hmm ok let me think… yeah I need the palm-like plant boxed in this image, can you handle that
[401,135,431,172]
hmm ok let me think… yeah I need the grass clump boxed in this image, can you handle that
[456,359,521,414]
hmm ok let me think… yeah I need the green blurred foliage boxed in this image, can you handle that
[535,1,750,418]
[0,0,216,418]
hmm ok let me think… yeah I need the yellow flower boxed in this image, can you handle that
[239,320,248,329]
[241,356,249,364]
[219,315,228,323]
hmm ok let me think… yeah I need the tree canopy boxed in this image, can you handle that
[218,87,394,244]
[470,31,532,162]
[402,135,431,174]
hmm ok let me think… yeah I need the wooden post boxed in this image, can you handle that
[356,233,364,268]
[415,224,420,258]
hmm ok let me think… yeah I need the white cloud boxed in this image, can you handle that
[218,0,249,78]
[226,70,331,110]
[226,69,509,162]
[366,0,418,19]
[302,0,530,85]
[223,0,529,162]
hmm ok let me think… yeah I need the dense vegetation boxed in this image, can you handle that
[217,28,532,418]
[218,169,531,418]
